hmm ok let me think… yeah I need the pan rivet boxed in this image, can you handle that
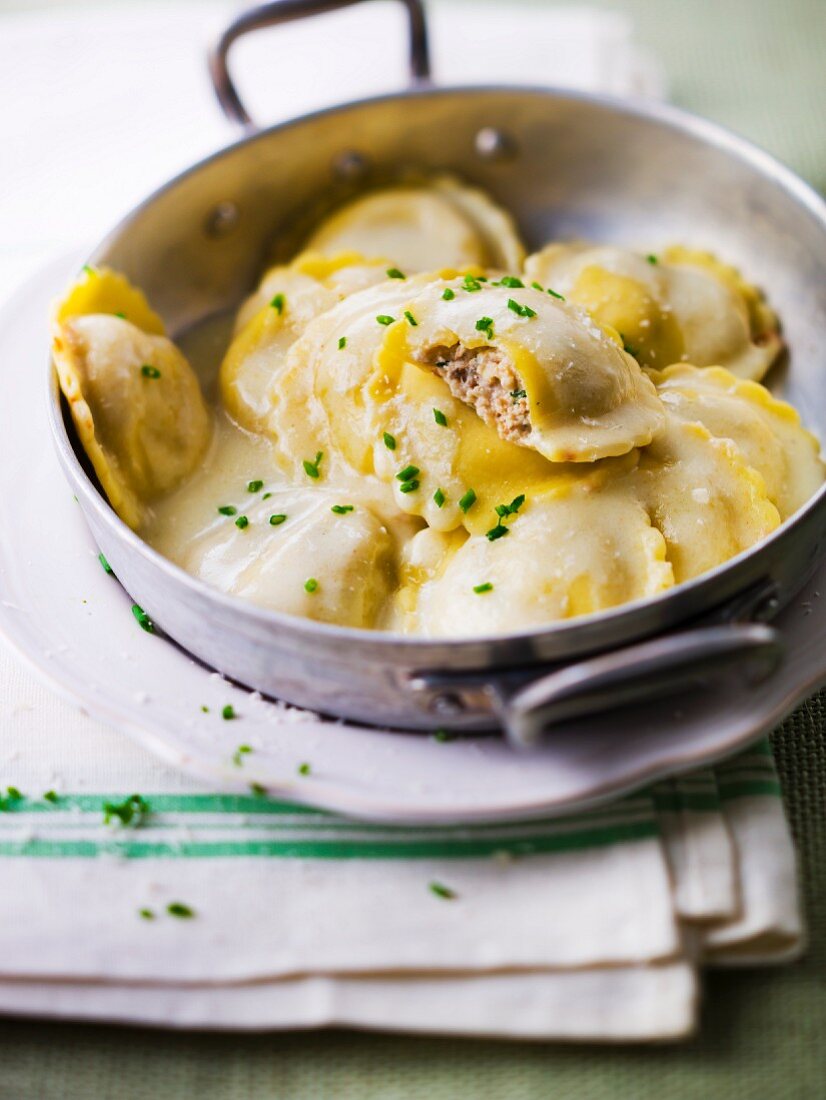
[475,127,516,162]
[204,201,240,238]
[332,151,370,181]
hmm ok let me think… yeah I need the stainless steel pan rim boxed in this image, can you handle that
[46,0,826,744]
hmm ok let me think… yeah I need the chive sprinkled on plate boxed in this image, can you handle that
[103,793,149,827]
[396,464,420,482]
[269,513,287,526]
[376,314,395,326]
[404,310,418,326]
[547,287,565,300]
[429,881,457,900]
[250,782,267,797]
[140,364,161,379]
[473,582,494,594]
[499,275,524,288]
[432,728,456,742]
[262,492,273,500]
[235,515,249,529]
[247,479,264,493]
[647,254,658,264]
[531,281,544,291]
[167,902,195,919]
[304,577,319,593]
[303,451,323,479]
[331,504,354,514]
[218,505,237,516]
[338,336,347,350]
[131,604,154,633]
[433,408,448,427]
[201,705,210,713]
[441,288,455,301]
[475,316,494,339]
[222,704,236,721]
[98,552,113,574]
[298,762,311,776]
[43,790,59,804]
[386,267,405,279]
[507,298,537,319]
[433,488,446,508]
[139,908,155,920]
[6,786,22,802]
[383,431,397,450]
[458,488,477,513]
[486,523,509,542]
[232,744,252,766]
[270,292,285,314]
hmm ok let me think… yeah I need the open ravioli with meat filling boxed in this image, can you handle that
[51,181,824,638]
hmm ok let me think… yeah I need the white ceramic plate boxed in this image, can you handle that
[1,258,824,824]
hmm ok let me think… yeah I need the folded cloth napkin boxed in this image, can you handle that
[0,634,803,1040]
[0,0,800,1042]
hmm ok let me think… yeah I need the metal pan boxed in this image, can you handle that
[47,0,826,746]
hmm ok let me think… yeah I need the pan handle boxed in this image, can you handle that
[209,0,431,129]
[409,622,783,749]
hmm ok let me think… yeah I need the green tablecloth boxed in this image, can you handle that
[2,0,825,1096]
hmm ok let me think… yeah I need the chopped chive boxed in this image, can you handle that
[531,281,544,291]
[250,782,267,797]
[510,389,527,402]
[303,451,323,479]
[43,790,59,804]
[103,794,149,827]
[140,364,161,379]
[621,335,639,357]
[433,488,446,508]
[331,504,354,514]
[499,275,524,288]
[376,314,395,326]
[495,494,525,517]
[6,786,22,802]
[404,310,418,327]
[269,513,287,526]
[218,505,237,516]
[131,604,155,633]
[475,316,494,339]
[98,552,113,574]
[82,264,95,275]
[114,311,127,319]
[298,762,311,776]
[167,902,195,919]
[473,582,494,594]
[646,254,658,265]
[433,408,448,427]
[429,881,457,900]
[399,480,420,493]
[201,705,210,713]
[432,728,456,742]
[486,523,509,542]
[338,336,347,350]
[383,431,397,451]
[547,288,565,300]
[262,492,273,500]
[234,515,249,529]
[441,288,455,301]
[232,744,252,766]
[270,293,285,314]
[507,298,537,319]
[458,489,477,513]
[462,274,482,292]
[139,908,155,920]
[247,479,264,493]
[386,267,405,279]
[396,464,420,482]
[222,704,236,721]
[304,578,319,593]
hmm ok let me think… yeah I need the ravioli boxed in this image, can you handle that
[51,268,211,529]
[651,365,825,520]
[524,243,781,380]
[629,418,781,583]
[405,482,674,637]
[174,487,396,628]
[304,177,525,273]
[221,252,389,431]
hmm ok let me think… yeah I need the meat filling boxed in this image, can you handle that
[419,343,531,441]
